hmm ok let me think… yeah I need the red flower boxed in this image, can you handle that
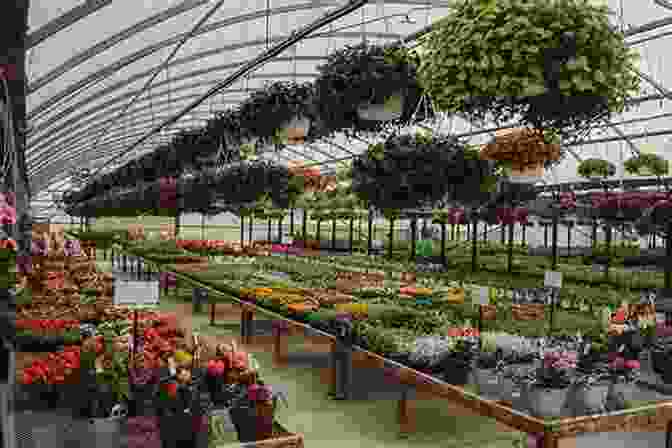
[162,382,178,398]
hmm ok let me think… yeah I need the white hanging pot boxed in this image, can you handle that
[281,116,311,144]
[86,416,124,448]
[357,93,404,122]
[507,162,544,184]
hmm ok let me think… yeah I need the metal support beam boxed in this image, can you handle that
[325,139,356,155]
[29,30,396,123]
[29,55,325,142]
[91,0,372,178]
[28,0,449,96]
[29,117,208,177]
[88,0,228,160]
[27,74,319,175]
[27,0,113,48]
[29,70,319,159]
[655,0,672,10]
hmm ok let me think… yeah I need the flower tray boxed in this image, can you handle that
[511,304,545,321]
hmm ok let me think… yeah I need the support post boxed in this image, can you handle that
[507,222,515,273]
[410,217,417,261]
[367,210,373,255]
[552,215,559,270]
[441,222,446,267]
[349,218,354,253]
[471,217,478,272]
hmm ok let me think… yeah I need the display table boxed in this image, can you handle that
[131,254,672,448]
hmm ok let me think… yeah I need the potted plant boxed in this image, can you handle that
[352,132,495,212]
[315,42,423,134]
[474,332,504,398]
[480,128,561,183]
[438,337,475,385]
[416,0,640,136]
[238,81,318,145]
[578,158,616,180]
[624,153,669,177]
[524,349,577,418]
[604,355,640,411]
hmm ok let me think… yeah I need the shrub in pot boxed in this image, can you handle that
[416,0,640,138]
[315,42,424,134]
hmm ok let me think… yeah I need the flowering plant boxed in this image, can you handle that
[0,192,16,225]
[31,239,48,256]
[496,207,528,225]
[21,346,82,385]
[63,239,82,257]
[608,356,640,382]
[537,350,577,387]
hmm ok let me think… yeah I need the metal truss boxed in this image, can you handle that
[28,74,316,175]
[28,55,326,141]
[28,0,452,96]
[29,31,398,121]
[27,0,114,48]
[29,69,320,159]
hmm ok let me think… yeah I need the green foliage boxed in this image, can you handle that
[624,153,669,176]
[417,0,640,132]
[577,158,616,178]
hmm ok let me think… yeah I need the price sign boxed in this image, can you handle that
[544,271,563,288]
[114,280,160,308]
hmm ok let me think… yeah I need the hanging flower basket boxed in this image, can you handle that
[315,43,424,134]
[480,128,561,167]
[507,162,545,184]
[624,153,669,177]
[238,81,318,145]
[416,0,640,135]
[481,304,497,321]
[356,93,405,122]
[578,158,616,179]
[281,115,312,144]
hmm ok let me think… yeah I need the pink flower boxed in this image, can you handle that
[610,357,626,369]
[207,360,226,377]
[624,360,640,370]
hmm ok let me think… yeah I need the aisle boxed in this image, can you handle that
[95,251,667,448]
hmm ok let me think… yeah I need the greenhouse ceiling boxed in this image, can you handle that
[22,0,672,219]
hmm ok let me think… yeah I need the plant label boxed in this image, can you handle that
[475,287,489,306]
[114,279,160,308]
[544,271,562,288]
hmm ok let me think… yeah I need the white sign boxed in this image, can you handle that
[544,271,563,288]
[114,280,160,308]
[475,287,489,306]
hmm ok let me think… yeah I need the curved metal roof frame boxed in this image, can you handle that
[28,0,449,119]
[28,1,324,96]
[27,74,317,178]
[26,0,672,203]
[28,55,325,140]
[28,71,318,163]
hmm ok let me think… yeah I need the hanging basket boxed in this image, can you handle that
[357,93,404,122]
[282,116,311,144]
[507,162,545,184]
[512,304,545,321]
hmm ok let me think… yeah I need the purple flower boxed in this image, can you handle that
[31,239,48,256]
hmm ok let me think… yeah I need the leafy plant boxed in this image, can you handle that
[416,0,640,136]
[238,81,319,144]
[624,153,669,176]
[577,158,616,179]
[315,42,424,134]
[352,132,497,211]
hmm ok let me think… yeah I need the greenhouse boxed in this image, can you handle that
[2,1,672,447]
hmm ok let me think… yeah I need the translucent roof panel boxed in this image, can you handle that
[24,0,672,216]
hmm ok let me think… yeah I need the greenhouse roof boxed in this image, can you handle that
[21,0,672,219]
